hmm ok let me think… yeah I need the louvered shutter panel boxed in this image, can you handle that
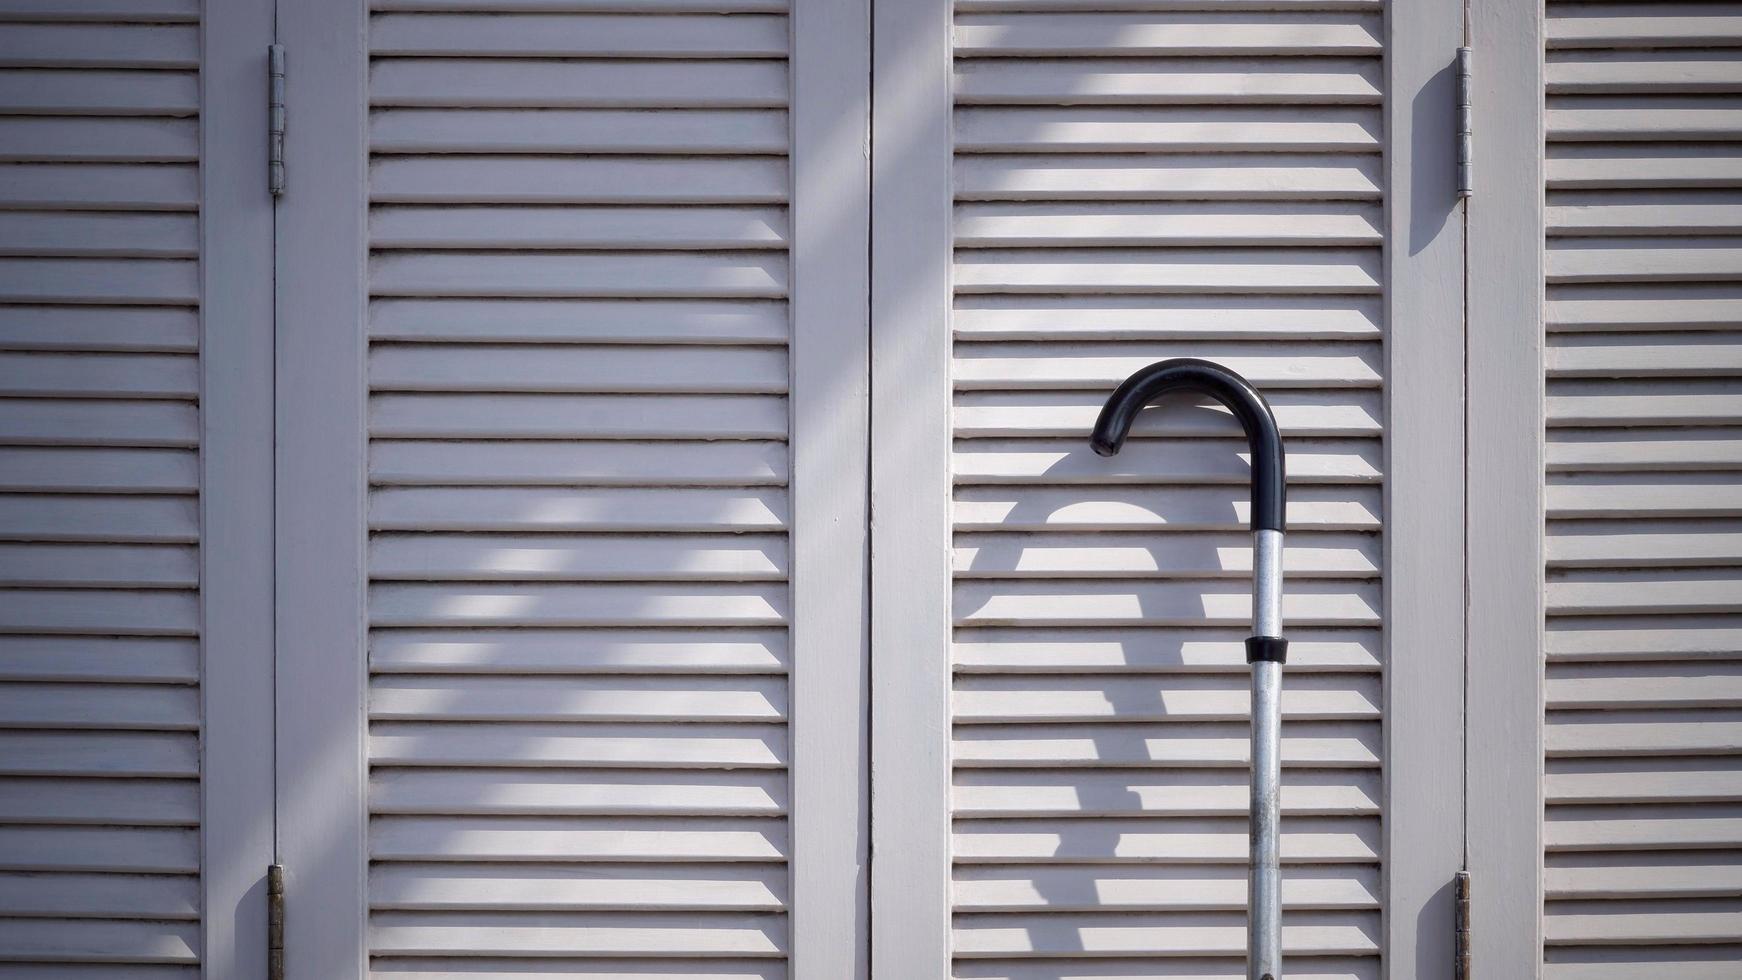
[353,2,867,976]
[0,0,204,973]
[947,3,1385,976]
[1542,2,1742,973]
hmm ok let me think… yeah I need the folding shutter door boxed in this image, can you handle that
[0,3,215,973]
[872,0,1465,976]
[275,1,868,977]
[1541,2,1742,973]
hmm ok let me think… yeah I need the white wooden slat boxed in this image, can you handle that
[0,871,199,919]
[368,910,788,958]
[1548,53,1742,95]
[956,202,1382,247]
[0,23,197,68]
[369,252,788,299]
[373,393,786,440]
[370,298,788,345]
[371,769,787,816]
[1548,523,1742,568]
[370,345,787,392]
[0,306,198,352]
[1548,103,1742,143]
[0,352,195,398]
[1544,901,1742,947]
[953,864,1379,910]
[0,69,197,115]
[952,910,1378,957]
[1548,239,1742,283]
[370,487,787,533]
[953,673,1379,722]
[956,0,1385,6]
[371,206,787,250]
[952,721,1380,769]
[370,722,787,770]
[957,108,1380,153]
[0,635,197,683]
[954,628,1381,674]
[952,438,1382,485]
[955,391,1380,438]
[0,777,195,825]
[370,863,787,910]
[1548,8,1742,50]
[1547,854,1742,900]
[370,533,786,583]
[955,343,1381,388]
[954,58,1382,105]
[0,258,197,305]
[0,682,197,730]
[367,961,785,980]
[954,486,1381,532]
[371,156,788,205]
[1549,145,1742,189]
[954,580,1381,627]
[1548,477,1742,518]
[1548,285,1742,331]
[0,0,198,21]
[1548,192,1742,236]
[371,815,788,862]
[0,825,197,873]
[370,627,786,675]
[1546,711,1742,758]
[0,448,194,493]
[0,399,197,447]
[372,440,788,487]
[953,815,1379,864]
[1547,386,1742,427]
[955,248,1379,293]
[1546,617,1742,663]
[953,296,1382,341]
[952,530,1379,578]
[370,107,789,155]
[370,60,788,109]
[371,675,786,722]
[0,163,197,210]
[953,13,1381,56]
[956,771,1376,820]
[954,151,1381,197]
[0,116,198,163]
[0,543,197,588]
[370,583,789,628]
[1547,664,1742,710]
[1548,335,1742,377]
[369,13,787,57]
[0,495,197,542]
[0,212,197,258]
[1547,571,1742,616]
[0,731,195,779]
[952,958,1378,980]
[0,915,197,963]
[1548,759,1742,806]
[0,588,198,635]
[368,0,787,10]
[1547,431,1742,473]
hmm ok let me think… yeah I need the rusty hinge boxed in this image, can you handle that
[1455,868,1472,980]
[268,864,285,980]
[269,44,286,196]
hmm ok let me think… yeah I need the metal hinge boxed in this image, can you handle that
[268,864,285,980]
[269,44,286,196]
[1454,868,1472,980]
[1456,46,1473,199]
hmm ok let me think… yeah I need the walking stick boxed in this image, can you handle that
[1091,357,1288,980]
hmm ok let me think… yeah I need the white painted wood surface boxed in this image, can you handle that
[942,3,1390,976]
[0,1,205,973]
[1542,3,1742,976]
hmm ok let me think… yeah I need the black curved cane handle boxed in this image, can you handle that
[1090,357,1286,534]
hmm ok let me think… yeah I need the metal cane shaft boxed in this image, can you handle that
[1250,528,1285,980]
